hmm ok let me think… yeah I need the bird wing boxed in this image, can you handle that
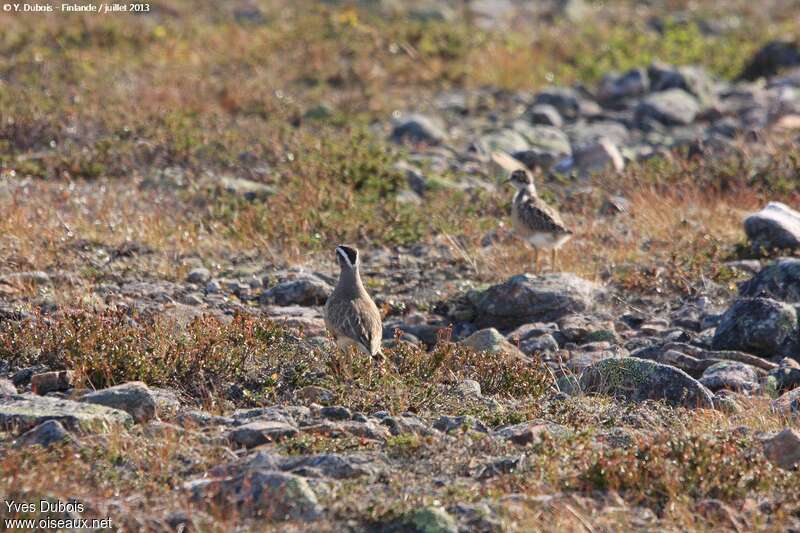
[491,150,527,172]
[516,195,571,234]
[325,297,383,356]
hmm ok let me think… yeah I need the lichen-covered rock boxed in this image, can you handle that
[744,203,800,252]
[185,469,321,520]
[395,506,459,533]
[579,357,715,408]
[432,415,488,434]
[740,258,800,302]
[471,274,599,330]
[0,394,133,434]
[80,382,157,423]
[462,328,526,359]
[711,298,799,358]
[772,387,800,416]
[699,361,760,394]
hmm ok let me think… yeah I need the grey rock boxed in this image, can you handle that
[474,129,530,156]
[0,394,133,434]
[567,120,630,148]
[186,267,211,284]
[597,68,649,102]
[636,88,700,126]
[31,370,74,395]
[185,469,321,520]
[395,506,458,533]
[229,420,299,448]
[463,328,527,359]
[572,138,625,175]
[13,419,75,448]
[762,428,800,469]
[772,387,800,415]
[740,258,800,302]
[744,202,800,251]
[579,357,715,408]
[218,176,276,201]
[712,297,798,358]
[521,333,559,354]
[527,104,563,127]
[699,361,760,393]
[456,379,482,398]
[494,421,570,445]
[767,364,800,394]
[280,452,381,479]
[320,405,351,421]
[432,415,488,434]
[260,276,332,306]
[391,113,446,145]
[295,385,335,405]
[0,379,16,396]
[512,123,571,158]
[650,64,717,108]
[477,455,526,479]
[80,382,157,423]
[739,40,800,81]
[381,414,433,436]
[534,87,597,120]
[472,274,599,330]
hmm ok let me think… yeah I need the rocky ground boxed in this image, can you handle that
[2,1,800,531]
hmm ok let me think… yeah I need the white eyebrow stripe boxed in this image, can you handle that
[336,247,353,267]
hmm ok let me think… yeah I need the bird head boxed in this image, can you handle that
[506,168,536,193]
[335,245,359,270]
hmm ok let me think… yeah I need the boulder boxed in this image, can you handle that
[699,361,760,393]
[228,420,299,448]
[527,104,563,127]
[762,428,800,470]
[185,469,321,520]
[772,387,800,416]
[390,114,447,145]
[572,138,625,175]
[0,394,133,434]
[534,87,598,120]
[739,40,800,81]
[395,506,459,533]
[462,328,527,359]
[218,176,276,201]
[471,274,599,330]
[744,202,800,251]
[260,276,332,307]
[80,382,157,423]
[13,420,75,448]
[597,68,649,102]
[0,379,17,396]
[186,267,211,284]
[579,357,715,408]
[711,298,798,358]
[636,88,700,126]
[31,370,74,395]
[740,258,800,302]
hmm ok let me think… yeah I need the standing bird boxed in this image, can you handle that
[324,245,383,360]
[492,152,572,273]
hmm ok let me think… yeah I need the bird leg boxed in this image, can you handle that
[533,246,539,274]
[551,248,557,272]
